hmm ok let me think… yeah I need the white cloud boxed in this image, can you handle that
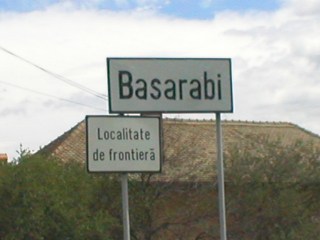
[282,0,320,15]
[0,2,320,159]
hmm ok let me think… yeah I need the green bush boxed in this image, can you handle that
[225,134,320,240]
[0,154,117,240]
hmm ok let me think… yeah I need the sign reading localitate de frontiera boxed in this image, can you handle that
[107,58,233,113]
[86,115,162,173]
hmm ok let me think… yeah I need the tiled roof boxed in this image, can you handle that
[40,120,86,163]
[0,153,8,162]
[39,119,320,181]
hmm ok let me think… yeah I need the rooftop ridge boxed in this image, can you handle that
[163,118,320,140]
[163,118,296,126]
[288,122,320,139]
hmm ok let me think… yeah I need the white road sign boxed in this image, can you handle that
[86,116,162,172]
[107,58,233,113]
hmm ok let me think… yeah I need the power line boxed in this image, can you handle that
[0,80,106,112]
[0,45,108,101]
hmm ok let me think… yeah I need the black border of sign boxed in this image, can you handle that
[106,57,233,114]
[86,115,163,173]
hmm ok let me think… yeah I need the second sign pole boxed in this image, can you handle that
[216,113,227,240]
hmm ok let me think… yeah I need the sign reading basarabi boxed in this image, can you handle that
[86,115,162,172]
[107,58,233,113]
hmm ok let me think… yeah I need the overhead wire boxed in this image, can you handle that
[0,45,108,101]
[0,80,106,112]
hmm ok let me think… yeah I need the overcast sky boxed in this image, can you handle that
[1,0,320,160]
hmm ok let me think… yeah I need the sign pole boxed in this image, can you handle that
[118,112,131,240]
[216,113,227,240]
[121,173,131,240]
[106,57,233,240]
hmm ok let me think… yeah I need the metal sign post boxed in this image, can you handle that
[105,57,233,240]
[216,113,227,240]
[121,173,131,240]
[119,112,130,240]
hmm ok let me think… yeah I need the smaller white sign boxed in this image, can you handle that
[86,116,162,172]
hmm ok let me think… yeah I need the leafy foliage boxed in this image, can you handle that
[225,134,320,240]
[1,135,320,239]
[0,154,117,240]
